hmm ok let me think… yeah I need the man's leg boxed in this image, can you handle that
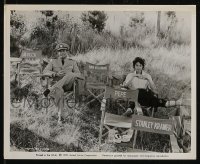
[50,87,64,123]
[57,95,64,124]
[50,72,77,91]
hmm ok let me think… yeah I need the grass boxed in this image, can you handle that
[10,44,191,153]
[73,45,191,98]
[10,10,191,153]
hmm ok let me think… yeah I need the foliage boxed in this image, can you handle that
[11,11,191,57]
[129,12,145,28]
[81,11,108,33]
[30,11,57,57]
[10,11,27,57]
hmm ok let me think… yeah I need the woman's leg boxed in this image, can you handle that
[137,89,164,107]
[138,89,188,108]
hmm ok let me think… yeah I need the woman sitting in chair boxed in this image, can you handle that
[122,57,187,116]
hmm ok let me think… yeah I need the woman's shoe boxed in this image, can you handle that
[166,97,191,107]
[122,108,133,117]
[121,129,133,142]
[114,133,122,143]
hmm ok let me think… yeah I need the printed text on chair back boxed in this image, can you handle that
[18,49,42,88]
[85,62,109,86]
[19,50,42,75]
[132,115,175,135]
[104,86,139,102]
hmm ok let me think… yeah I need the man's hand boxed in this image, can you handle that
[52,72,57,77]
[51,70,65,77]
[57,70,66,76]
[74,73,85,80]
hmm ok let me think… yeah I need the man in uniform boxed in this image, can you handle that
[43,42,84,123]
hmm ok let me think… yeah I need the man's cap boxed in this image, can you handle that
[55,43,70,51]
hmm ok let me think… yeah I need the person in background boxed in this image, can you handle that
[43,43,84,124]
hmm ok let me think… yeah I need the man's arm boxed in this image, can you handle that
[73,61,81,74]
[43,60,56,76]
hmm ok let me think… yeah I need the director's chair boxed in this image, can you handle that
[15,55,44,108]
[99,86,142,146]
[84,62,112,107]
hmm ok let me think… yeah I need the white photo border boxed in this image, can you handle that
[4,5,196,159]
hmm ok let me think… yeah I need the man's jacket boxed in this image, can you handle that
[43,58,80,76]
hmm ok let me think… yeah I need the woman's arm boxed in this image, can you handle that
[143,74,158,94]
[122,73,138,87]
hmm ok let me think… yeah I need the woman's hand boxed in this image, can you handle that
[142,74,150,80]
[136,74,150,80]
[120,84,128,90]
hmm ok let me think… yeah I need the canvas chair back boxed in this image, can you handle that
[18,50,42,88]
[85,62,110,88]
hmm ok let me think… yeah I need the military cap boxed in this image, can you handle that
[55,43,70,51]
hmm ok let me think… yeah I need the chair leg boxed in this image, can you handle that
[85,91,104,107]
[132,130,138,150]
[23,97,26,108]
[99,110,105,148]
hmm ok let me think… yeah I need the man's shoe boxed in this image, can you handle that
[43,89,50,97]
[58,117,65,125]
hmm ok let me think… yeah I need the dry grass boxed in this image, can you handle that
[73,45,191,98]
[10,102,83,150]
[73,46,190,77]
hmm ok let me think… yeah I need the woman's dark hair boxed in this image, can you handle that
[132,57,145,69]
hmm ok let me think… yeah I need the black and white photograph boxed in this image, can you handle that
[4,5,196,159]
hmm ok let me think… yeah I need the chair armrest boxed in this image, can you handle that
[108,74,125,87]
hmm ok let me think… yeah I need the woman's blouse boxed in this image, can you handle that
[124,71,155,90]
